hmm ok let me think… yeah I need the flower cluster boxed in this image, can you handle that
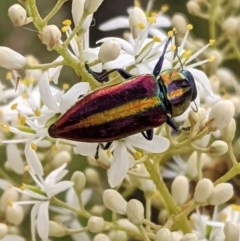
[0,0,240,241]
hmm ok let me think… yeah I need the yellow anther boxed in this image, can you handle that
[62,83,70,90]
[24,165,29,172]
[18,113,26,125]
[171,44,177,52]
[51,144,58,152]
[153,36,161,42]
[3,124,10,133]
[231,204,240,211]
[31,142,37,151]
[22,77,34,86]
[19,184,26,190]
[161,4,169,12]
[209,39,215,46]
[208,55,215,62]
[137,22,145,30]
[7,200,13,207]
[61,26,69,33]
[134,151,142,160]
[187,24,193,30]
[11,103,18,110]
[107,149,112,159]
[34,108,41,117]
[62,19,72,26]
[151,12,157,17]
[6,72,12,80]
[183,50,192,59]
[167,30,174,37]
[147,17,156,24]
[21,92,29,99]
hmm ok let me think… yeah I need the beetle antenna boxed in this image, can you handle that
[153,32,174,77]
[174,46,184,70]
[191,100,198,112]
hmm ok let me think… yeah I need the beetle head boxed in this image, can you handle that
[160,69,197,117]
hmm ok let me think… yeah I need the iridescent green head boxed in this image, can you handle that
[159,69,197,117]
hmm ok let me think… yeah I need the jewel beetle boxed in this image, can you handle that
[48,34,197,146]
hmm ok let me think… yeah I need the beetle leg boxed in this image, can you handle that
[95,142,112,159]
[166,117,179,131]
[142,129,153,140]
[85,63,132,83]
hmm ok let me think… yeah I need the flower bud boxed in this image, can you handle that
[52,151,72,168]
[222,17,238,36]
[85,168,100,185]
[71,171,86,194]
[42,25,61,50]
[72,0,84,25]
[207,100,235,131]
[8,4,27,27]
[6,203,24,225]
[49,221,68,237]
[207,140,228,157]
[84,0,104,14]
[98,40,121,63]
[180,233,198,241]
[0,223,8,239]
[117,218,139,233]
[220,118,236,142]
[129,7,147,39]
[172,14,188,37]
[186,152,198,180]
[171,175,189,205]
[102,189,127,214]
[208,183,233,205]
[93,233,110,241]
[109,230,128,241]
[0,47,26,70]
[186,1,201,16]
[88,216,105,233]
[126,199,144,225]
[224,221,240,241]
[194,178,214,203]
[155,228,173,241]
[0,188,19,212]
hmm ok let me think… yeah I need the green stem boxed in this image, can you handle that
[208,0,218,39]
[27,0,44,29]
[144,160,191,232]
[214,163,240,185]
[43,0,69,24]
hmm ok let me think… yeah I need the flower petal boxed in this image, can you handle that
[127,134,170,153]
[39,72,59,111]
[74,143,98,156]
[108,143,129,187]
[59,82,89,113]
[37,201,49,241]
[99,16,129,31]
[25,142,44,175]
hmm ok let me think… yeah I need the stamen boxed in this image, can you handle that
[6,72,12,80]
[31,142,37,151]
[18,113,26,125]
[231,204,240,211]
[34,108,41,117]
[62,19,72,26]
[137,22,146,30]
[134,151,142,159]
[11,103,18,110]
[147,17,156,24]
[161,4,169,12]
[153,36,161,42]
[61,26,69,33]
[62,83,70,90]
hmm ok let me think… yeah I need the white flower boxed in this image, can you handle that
[15,162,73,241]
[75,133,169,187]
[0,47,26,70]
